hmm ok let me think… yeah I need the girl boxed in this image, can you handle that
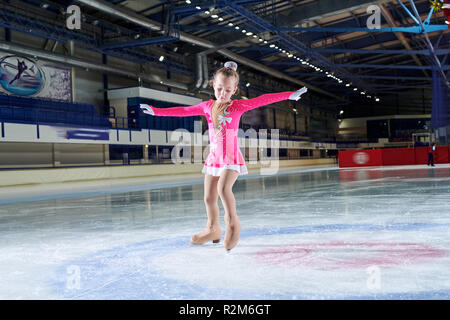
[140,61,307,251]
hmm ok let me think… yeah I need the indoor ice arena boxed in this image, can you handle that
[0,0,449,301]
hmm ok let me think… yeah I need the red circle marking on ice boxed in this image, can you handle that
[253,242,447,270]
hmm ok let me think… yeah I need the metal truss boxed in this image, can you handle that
[0,2,190,76]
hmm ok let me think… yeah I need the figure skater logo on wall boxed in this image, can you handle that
[0,55,45,96]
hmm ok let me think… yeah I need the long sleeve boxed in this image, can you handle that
[235,91,295,113]
[151,101,207,117]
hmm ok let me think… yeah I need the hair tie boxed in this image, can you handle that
[224,61,238,71]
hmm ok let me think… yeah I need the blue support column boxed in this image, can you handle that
[294,111,297,133]
[272,109,276,129]
[5,27,10,41]
[167,69,171,93]
[102,54,109,113]
[431,71,450,128]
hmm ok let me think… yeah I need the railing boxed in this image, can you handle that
[1,105,340,145]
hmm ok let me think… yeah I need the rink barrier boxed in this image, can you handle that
[338,146,450,168]
[0,158,335,187]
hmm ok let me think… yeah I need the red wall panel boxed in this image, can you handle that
[339,146,450,168]
[414,147,428,165]
[338,149,383,168]
[436,146,449,164]
[381,148,415,166]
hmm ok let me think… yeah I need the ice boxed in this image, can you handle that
[0,164,449,299]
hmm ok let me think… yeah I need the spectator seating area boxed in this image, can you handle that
[128,97,201,132]
[0,93,111,127]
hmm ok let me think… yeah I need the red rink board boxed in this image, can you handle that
[436,146,449,164]
[339,146,450,168]
[414,147,428,165]
[381,148,415,166]
[338,149,382,167]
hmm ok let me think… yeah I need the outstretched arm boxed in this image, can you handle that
[140,101,206,117]
[237,87,308,113]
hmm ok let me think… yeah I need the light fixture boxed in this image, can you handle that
[346,83,351,87]
[185,0,191,3]
[353,88,358,91]
[340,110,344,115]
[375,97,380,102]
[204,10,210,14]
[228,22,233,26]
[269,44,275,48]
[246,82,250,87]
[196,6,201,10]
[159,56,165,62]
[218,17,224,21]
[235,26,240,30]
[211,14,218,18]
[245,32,253,35]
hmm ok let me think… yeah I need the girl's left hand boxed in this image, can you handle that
[289,87,308,101]
[140,104,155,115]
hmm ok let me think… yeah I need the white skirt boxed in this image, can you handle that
[202,164,248,176]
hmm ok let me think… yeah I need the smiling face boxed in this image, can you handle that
[212,73,238,104]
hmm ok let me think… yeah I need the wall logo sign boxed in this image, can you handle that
[353,152,370,165]
[366,5,381,30]
[66,5,81,30]
[0,55,45,96]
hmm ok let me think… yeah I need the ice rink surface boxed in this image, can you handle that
[1,164,449,300]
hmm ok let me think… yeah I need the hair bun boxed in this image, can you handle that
[224,61,238,71]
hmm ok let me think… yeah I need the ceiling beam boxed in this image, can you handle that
[379,1,430,78]
[74,0,344,100]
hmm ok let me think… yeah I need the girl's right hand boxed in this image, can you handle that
[140,104,155,115]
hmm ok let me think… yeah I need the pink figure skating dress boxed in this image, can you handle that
[146,91,295,176]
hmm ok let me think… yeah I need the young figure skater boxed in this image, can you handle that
[140,61,307,251]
